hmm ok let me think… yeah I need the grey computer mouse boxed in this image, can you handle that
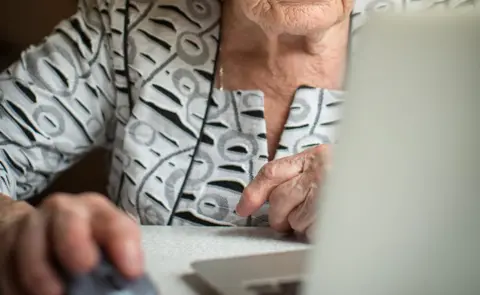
[61,252,159,295]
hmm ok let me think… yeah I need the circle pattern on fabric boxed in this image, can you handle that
[365,0,397,13]
[32,105,66,137]
[187,0,213,20]
[294,134,331,154]
[218,131,259,162]
[25,44,79,97]
[176,32,210,66]
[129,121,156,146]
[197,194,230,221]
[172,68,200,99]
[288,98,311,123]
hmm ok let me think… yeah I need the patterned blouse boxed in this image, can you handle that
[0,0,475,226]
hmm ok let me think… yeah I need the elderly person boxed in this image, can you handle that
[0,0,475,294]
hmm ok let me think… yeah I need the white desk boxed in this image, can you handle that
[141,226,309,295]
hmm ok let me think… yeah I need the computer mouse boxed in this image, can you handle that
[60,251,159,295]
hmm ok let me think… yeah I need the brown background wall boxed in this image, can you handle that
[1,0,77,48]
[1,0,108,202]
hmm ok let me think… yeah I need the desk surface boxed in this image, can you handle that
[141,226,309,295]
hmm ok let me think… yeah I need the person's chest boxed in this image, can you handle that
[107,83,342,226]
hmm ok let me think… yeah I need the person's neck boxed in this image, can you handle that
[219,1,351,91]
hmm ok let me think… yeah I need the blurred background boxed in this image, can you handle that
[0,0,108,202]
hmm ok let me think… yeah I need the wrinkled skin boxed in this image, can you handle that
[237,145,331,239]
[0,193,143,295]
[237,0,354,35]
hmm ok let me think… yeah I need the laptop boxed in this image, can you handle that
[192,10,480,295]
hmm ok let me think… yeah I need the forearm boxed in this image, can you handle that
[0,194,33,230]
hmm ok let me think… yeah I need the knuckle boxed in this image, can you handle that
[260,163,276,179]
[292,154,304,166]
[43,193,70,210]
[288,215,301,232]
[81,192,109,205]
[288,206,312,234]
[43,194,66,209]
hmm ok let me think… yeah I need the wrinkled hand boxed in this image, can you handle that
[0,193,143,295]
[236,145,330,239]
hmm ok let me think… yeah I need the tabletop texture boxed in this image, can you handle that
[141,227,309,295]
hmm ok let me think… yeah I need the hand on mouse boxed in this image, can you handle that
[236,145,330,240]
[0,193,143,295]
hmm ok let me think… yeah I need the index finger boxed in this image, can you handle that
[236,155,305,217]
[85,194,144,279]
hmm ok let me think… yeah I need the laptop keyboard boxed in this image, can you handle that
[246,280,301,295]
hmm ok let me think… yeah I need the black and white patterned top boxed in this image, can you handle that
[0,0,475,226]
